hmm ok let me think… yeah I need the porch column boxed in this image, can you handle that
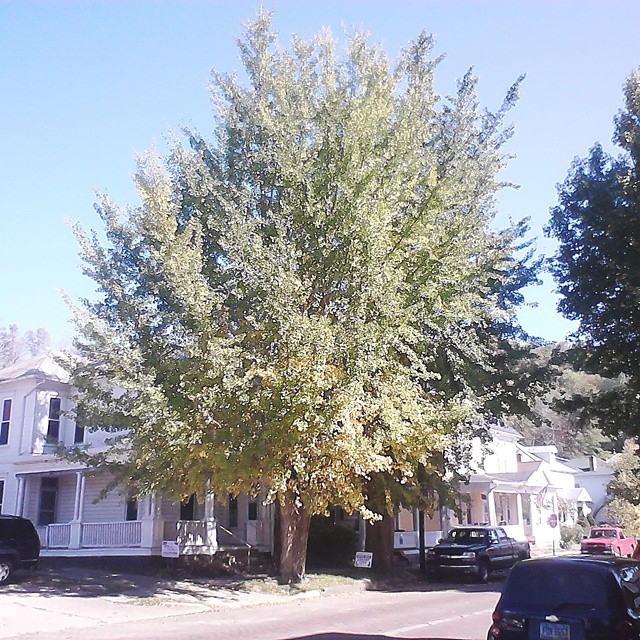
[204,491,216,521]
[487,490,498,526]
[73,472,86,521]
[516,493,524,525]
[70,472,86,549]
[141,492,163,550]
[14,476,25,517]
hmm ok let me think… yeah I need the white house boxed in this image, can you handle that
[395,424,593,551]
[1,354,599,561]
[564,455,615,523]
[0,354,273,560]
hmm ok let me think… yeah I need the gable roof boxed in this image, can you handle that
[0,353,69,384]
[565,456,615,475]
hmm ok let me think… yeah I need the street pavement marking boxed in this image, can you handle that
[388,608,495,636]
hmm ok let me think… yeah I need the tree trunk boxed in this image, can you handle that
[365,475,395,574]
[271,498,282,575]
[365,510,395,573]
[277,490,311,584]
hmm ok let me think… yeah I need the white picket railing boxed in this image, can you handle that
[81,521,142,548]
[164,520,217,547]
[36,524,72,548]
[393,530,444,549]
[48,523,72,548]
[394,531,420,548]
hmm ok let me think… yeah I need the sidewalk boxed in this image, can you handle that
[0,566,369,639]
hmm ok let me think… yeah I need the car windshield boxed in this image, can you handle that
[446,529,487,543]
[591,529,617,538]
[501,562,616,609]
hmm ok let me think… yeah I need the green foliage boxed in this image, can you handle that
[547,70,640,437]
[306,516,358,567]
[68,14,533,540]
[560,523,586,549]
[509,344,616,457]
[608,439,640,505]
[603,440,640,536]
[606,499,640,537]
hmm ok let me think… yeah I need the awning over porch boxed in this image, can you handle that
[467,472,547,494]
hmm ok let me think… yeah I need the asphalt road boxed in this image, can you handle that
[9,579,503,640]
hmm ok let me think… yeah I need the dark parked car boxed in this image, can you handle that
[426,526,530,582]
[488,555,640,639]
[0,515,40,584]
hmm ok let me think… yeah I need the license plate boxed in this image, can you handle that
[539,622,570,639]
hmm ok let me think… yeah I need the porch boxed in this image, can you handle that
[36,518,218,556]
[14,469,223,556]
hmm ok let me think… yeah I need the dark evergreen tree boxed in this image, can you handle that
[547,70,640,437]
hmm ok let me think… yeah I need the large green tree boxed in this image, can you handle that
[606,439,640,534]
[69,14,531,582]
[547,71,640,437]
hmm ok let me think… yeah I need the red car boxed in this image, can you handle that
[581,526,636,557]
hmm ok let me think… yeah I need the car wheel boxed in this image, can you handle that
[477,559,490,583]
[0,558,14,585]
[613,547,622,557]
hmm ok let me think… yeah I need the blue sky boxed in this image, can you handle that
[1,1,639,348]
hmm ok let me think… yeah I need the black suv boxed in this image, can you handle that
[488,555,640,639]
[0,515,40,584]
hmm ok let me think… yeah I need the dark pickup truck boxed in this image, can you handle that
[426,525,530,582]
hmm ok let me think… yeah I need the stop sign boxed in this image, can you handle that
[548,513,558,528]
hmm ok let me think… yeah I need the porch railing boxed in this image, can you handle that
[36,523,72,548]
[163,520,217,548]
[81,521,142,548]
[394,531,420,549]
[393,530,443,549]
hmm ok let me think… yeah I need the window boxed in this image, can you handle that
[448,529,488,543]
[38,477,58,525]
[74,423,84,445]
[125,498,138,521]
[47,398,61,444]
[248,501,258,521]
[180,494,196,521]
[228,495,238,528]
[0,480,4,514]
[0,399,11,446]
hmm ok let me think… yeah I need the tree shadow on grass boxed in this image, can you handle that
[3,565,261,603]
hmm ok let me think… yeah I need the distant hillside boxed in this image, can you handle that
[509,342,619,458]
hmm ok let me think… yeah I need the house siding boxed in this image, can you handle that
[83,475,127,522]
[56,474,76,523]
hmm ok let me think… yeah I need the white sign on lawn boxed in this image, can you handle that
[161,541,180,558]
[354,552,373,568]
